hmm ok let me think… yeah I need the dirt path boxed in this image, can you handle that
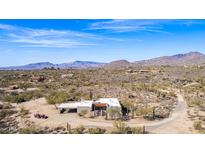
[145,92,193,133]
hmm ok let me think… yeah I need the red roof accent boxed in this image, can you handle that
[94,103,107,107]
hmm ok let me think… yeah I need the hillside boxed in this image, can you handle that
[104,60,131,68]
[135,52,205,66]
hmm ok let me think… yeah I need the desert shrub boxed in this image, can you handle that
[129,127,144,134]
[18,82,32,90]
[88,127,106,134]
[122,99,135,109]
[4,91,43,103]
[111,121,128,134]
[110,120,144,134]
[0,90,5,101]
[27,90,43,99]
[169,92,177,97]
[107,108,121,120]
[0,109,17,119]
[136,107,152,116]
[4,94,27,103]
[194,121,202,130]
[19,107,29,118]
[72,125,85,134]
[124,126,144,134]
[46,91,68,104]
[188,98,205,107]
[19,126,39,134]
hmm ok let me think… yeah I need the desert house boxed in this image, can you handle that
[58,100,93,114]
[93,98,122,118]
[57,98,122,118]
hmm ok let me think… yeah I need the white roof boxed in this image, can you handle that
[96,98,121,107]
[58,100,93,109]
[78,101,93,108]
[58,102,81,109]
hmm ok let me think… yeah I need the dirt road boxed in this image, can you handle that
[144,92,193,133]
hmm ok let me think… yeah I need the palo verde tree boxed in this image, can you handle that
[122,99,135,118]
[45,91,68,107]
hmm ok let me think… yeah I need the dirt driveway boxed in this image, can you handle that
[145,93,194,133]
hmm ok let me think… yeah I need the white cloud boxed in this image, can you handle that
[89,19,166,33]
[0,23,124,48]
[0,24,99,48]
[11,38,95,48]
[0,24,15,30]
[89,19,205,33]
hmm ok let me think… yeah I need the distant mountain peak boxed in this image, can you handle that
[0,61,106,70]
[105,59,131,68]
[173,51,203,58]
[136,51,205,66]
[27,62,54,65]
[110,59,130,63]
[187,51,203,55]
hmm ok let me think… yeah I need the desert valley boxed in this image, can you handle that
[1,51,205,134]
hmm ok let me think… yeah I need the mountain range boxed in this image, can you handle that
[135,51,205,66]
[0,61,105,70]
[0,51,205,70]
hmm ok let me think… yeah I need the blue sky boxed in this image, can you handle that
[0,19,205,66]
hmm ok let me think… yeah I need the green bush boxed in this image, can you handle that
[129,127,144,134]
[19,126,39,134]
[111,121,128,134]
[194,121,202,130]
[136,107,152,116]
[88,127,106,134]
[188,98,204,107]
[46,91,68,104]
[4,91,43,103]
[111,121,144,134]
[107,108,121,120]
[72,125,85,134]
